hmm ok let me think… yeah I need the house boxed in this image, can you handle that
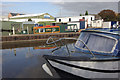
[55,15,95,29]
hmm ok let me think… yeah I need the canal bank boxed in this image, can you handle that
[2,32,79,49]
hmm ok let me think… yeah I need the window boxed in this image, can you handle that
[76,32,89,48]
[39,28,45,33]
[93,21,96,23]
[69,18,71,22]
[59,19,61,22]
[75,32,116,53]
[91,17,92,20]
[54,18,56,21]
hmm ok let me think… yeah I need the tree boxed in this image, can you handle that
[80,14,82,16]
[116,13,120,21]
[85,11,88,15]
[98,9,117,21]
[28,18,32,21]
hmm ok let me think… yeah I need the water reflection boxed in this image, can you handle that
[33,45,56,50]
[26,48,33,58]
[13,48,16,56]
[2,46,58,78]
[11,45,57,57]
[2,45,55,78]
[2,42,82,78]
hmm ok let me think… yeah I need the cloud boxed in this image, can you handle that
[2,0,21,2]
[118,1,120,13]
[52,2,118,17]
[1,0,120,2]
[1,3,16,16]
[1,1,119,17]
[1,3,15,7]
[52,0,120,2]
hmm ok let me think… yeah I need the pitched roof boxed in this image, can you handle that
[19,14,25,15]
[10,13,18,16]
[10,13,25,16]
[10,13,45,18]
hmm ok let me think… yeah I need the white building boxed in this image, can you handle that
[91,20,119,28]
[91,19,103,28]
[55,15,95,29]
[9,13,55,23]
[102,22,111,28]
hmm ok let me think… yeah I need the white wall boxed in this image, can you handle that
[91,20,103,28]
[56,15,95,29]
[85,16,95,24]
[67,22,80,29]
[0,18,8,21]
[32,18,55,23]
[85,22,88,28]
[102,22,111,28]
[56,15,95,24]
[9,19,27,22]
[67,22,88,29]
[9,18,55,23]
[0,16,8,21]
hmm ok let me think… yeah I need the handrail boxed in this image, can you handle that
[46,36,59,46]
[46,37,74,55]
[46,36,76,45]
[46,37,96,58]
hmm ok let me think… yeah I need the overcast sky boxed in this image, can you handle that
[1,1,120,17]
[53,2,118,17]
[1,0,120,2]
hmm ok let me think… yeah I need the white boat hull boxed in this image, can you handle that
[48,59,120,79]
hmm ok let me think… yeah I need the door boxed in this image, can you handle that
[80,21,85,29]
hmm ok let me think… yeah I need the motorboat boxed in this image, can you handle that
[42,28,120,79]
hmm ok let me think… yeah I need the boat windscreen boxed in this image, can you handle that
[75,32,117,53]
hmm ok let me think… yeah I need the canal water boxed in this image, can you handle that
[2,42,88,79]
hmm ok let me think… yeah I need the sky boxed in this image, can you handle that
[1,0,120,17]
[2,2,60,17]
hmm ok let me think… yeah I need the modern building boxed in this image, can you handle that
[9,13,55,23]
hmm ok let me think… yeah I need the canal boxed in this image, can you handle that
[1,41,88,79]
